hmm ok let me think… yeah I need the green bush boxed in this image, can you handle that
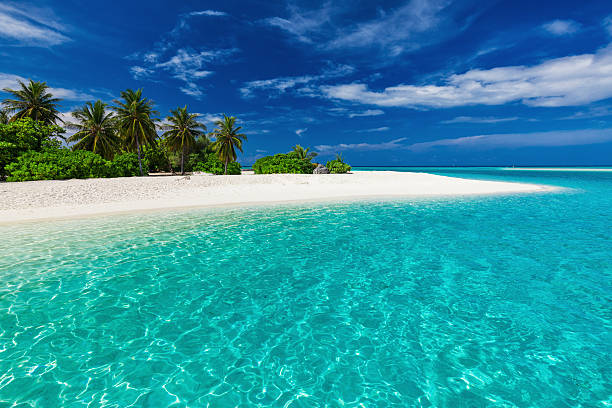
[253,152,313,174]
[192,153,241,175]
[112,152,145,177]
[326,159,352,174]
[6,149,113,182]
[0,118,63,179]
[142,142,170,172]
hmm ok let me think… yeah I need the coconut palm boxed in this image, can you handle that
[0,109,8,125]
[292,144,317,160]
[161,106,207,175]
[211,115,247,175]
[65,100,119,160]
[113,89,158,176]
[2,80,62,124]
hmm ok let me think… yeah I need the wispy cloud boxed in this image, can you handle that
[356,126,390,133]
[316,128,612,154]
[295,128,308,137]
[316,138,408,153]
[189,10,228,17]
[0,72,93,101]
[542,19,580,36]
[322,43,612,108]
[240,64,354,98]
[262,3,334,44]
[561,105,612,120]
[264,0,485,58]
[604,15,612,37]
[0,3,70,46]
[441,116,519,124]
[128,10,236,97]
[348,109,385,118]
[131,47,238,98]
[408,129,612,151]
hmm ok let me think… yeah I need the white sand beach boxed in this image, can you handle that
[0,171,551,223]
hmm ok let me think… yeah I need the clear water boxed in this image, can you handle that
[0,168,610,407]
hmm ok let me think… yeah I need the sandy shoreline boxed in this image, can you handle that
[0,171,552,224]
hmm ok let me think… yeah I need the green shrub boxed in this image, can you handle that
[253,152,313,174]
[0,118,63,179]
[111,152,145,177]
[326,159,352,174]
[192,153,241,175]
[142,143,170,173]
[6,149,113,182]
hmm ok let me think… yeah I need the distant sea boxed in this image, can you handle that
[0,168,610,406]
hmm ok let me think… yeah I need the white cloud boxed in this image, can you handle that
[604,16,612,37]
[131,48,237,98]
[0,72,93,101]
[128,10,237,97]
[315,128,612,154]
[189,10,228,17]
[315,138,408,154]
[129,66,153,80]
[0,3,70,46]
[356,126,390,133]
[295,128,308,137]
[408,129,612,151]
[348,109,385,118]
[263,4,334,44]
[326,0,448,54]
[240,64,354,98]
[561,106,612,120]
[542,19,580,36]
[264,0,484,58]
[441,116,519,124]
[322,43,612,108]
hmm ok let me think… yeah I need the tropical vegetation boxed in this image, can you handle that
[2,80,62,125]
[211,115,247,175]
[161,106,206,175]
[66,101,119,160]
[0,79,355,182]
[326,154,352,174]
[253,152,315,174]
[112,89,158,176]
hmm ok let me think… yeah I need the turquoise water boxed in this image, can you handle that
[0,169,611,407]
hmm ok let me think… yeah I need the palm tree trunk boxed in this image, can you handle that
[181,145,185,175]
[136,136,143,176]
[224,158,228,175]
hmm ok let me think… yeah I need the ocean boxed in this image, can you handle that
[0,168,610,406]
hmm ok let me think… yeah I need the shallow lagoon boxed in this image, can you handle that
[0,169,610,406]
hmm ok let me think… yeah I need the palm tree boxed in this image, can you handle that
[65,100,119,160]
[0,109,8,125]
[2,79,62,124]
[113,89,158,176]
[161,106,207,175]
[292,144,318,161]
[211,115,247,175]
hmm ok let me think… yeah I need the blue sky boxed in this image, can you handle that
[1,0,612,165]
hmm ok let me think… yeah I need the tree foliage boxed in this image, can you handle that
[113,89,158,176]
[211,115,247,174]
[0,118,63,179]
[326,153,352,173]
[5,149,113,181]
[292,144,318,160]
[161,106,206,174]
[253,152,314,174]
[192,153,241,175]
[2,80,62,125]
[66,100,119,160]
